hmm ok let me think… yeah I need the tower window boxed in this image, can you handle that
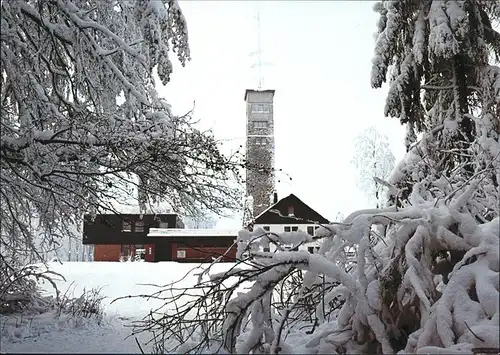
[254,121,268,129]
[251,103,271,113]
[255,137,267,145]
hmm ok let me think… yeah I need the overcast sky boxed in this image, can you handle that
[156,1,407,228]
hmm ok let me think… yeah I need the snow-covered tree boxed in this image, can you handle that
[128,2,499,354]
[242,195,255,228]
[351,126,395,208]
[371,0,500,203]
[0,0,242,293]
[183,214,218,229]
[334,212,345,222]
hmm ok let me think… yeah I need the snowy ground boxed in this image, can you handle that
[1,261,236,354]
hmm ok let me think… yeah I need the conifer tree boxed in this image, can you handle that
[372,0,499,203]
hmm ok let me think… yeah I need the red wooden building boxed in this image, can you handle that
[147,228,238,263]
[82,213,237,262]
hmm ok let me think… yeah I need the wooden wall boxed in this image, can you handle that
[94,244,121,261]
[172,243,237,262]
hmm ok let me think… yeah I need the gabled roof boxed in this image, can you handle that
[252,194,329,226]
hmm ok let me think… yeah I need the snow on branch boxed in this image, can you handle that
[132,165,499,354]
[1,0,243,267]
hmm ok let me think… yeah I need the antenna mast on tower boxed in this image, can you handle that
[250,7,271,90]
[256,10,263,89]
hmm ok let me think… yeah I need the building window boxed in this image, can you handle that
[251,103,271,113]
[254,137,267,145]
[263,226,270,231]
[122,221,132,232]
[307,226,315,236]
[287,206,295,216]
[158,221,169,228]
[263,247,270,252]
[308,247,314,254]
[292,226,298,232]
[135,220,145,232]
[284,226,291,232]
[177,250,186,259]
[254,121,268,129]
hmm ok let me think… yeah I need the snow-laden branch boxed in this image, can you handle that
[214,168,497,354]
[128,159,498,354]
[0,0,245,267]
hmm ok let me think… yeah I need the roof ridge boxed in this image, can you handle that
[249,193,329,226]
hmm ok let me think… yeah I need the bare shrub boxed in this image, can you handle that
[113,264,232,354]
[56,283,106,325]
[1,257,104,330]
[114,243,344,354]
[119,168,498,354]
[0,257,63,315]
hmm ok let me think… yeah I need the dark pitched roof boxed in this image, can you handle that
[252,193,329,225]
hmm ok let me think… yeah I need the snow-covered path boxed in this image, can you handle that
[2,316,144,354]
[1,262,236,354]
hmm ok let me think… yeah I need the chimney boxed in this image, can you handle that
[273,192,278,204]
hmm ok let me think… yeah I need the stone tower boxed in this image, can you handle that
[244,89,276,218]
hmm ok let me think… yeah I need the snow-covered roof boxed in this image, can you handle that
[148,228,239,238]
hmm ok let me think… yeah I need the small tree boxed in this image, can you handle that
[334,212,345,222]
[351,126,396,208]
[183,214,218,229]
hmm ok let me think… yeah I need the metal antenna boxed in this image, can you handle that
[256,10,263,89]
[250,7,271,90]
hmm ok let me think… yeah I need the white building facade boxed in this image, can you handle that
[252,223,322,254]
[249,193,329,254]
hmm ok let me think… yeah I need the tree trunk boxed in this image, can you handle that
[137,176,147,214]
[452,55,473,142]
[373,146,379,208]
[452,54,474,175]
